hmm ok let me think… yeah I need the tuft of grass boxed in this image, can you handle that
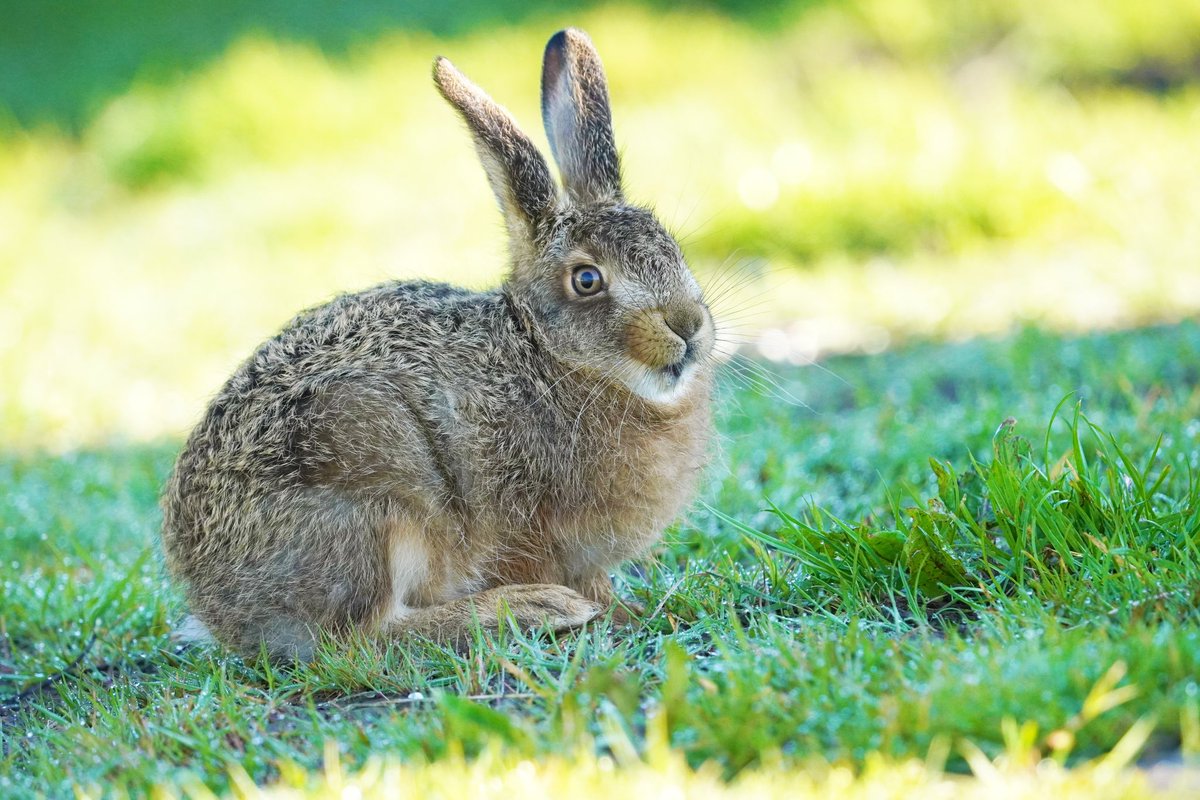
[728,403,1200,620]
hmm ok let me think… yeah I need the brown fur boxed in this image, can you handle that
[160,28,716,659]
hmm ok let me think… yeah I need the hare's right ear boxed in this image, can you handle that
[434,57,557,251]
[541,29,622,205]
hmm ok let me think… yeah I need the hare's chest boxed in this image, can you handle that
[553,413,712,569]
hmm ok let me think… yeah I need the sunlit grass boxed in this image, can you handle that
[112,741,1179,800]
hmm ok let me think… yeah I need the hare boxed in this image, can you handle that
[161,28,716,660]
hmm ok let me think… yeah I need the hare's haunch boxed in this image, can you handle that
[161,29,715,659]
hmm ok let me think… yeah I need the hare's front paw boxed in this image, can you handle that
[493,584,603,631]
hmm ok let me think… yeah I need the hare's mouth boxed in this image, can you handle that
[673,336,705,372]
[621,357,697,405]
[659,335,705,381]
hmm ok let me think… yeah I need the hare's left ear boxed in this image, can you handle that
[541,29,623,205]
[434,57,557,253]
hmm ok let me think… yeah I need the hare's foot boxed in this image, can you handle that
[383,583,601,646]
[572,572,644,626]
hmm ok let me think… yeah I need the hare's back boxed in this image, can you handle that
[169,280,508,495]
[277,280,497,366]
[231,280,503,396]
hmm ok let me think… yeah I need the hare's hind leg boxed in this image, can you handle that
[189,487,393,662]
[381,584,602,647]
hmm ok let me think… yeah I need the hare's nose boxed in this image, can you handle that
[664,307,703,342]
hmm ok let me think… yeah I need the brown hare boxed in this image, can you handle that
[161,28,716,660]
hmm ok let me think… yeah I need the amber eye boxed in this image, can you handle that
[570,265,605,297]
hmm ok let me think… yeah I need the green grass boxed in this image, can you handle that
[3,323,1200,797]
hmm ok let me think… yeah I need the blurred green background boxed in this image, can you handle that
[2,0,1199,446]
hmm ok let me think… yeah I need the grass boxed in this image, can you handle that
[4,0,1200,796]
[729,405,1200,613]
[3,322,1200,797]
[85,744,1181,799]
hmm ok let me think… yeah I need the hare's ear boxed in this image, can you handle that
[434,57,557,249]
[541,29,622,205]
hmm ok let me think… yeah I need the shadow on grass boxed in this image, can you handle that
[0,440,177,566]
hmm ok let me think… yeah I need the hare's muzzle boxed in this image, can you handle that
[625,306,705,373]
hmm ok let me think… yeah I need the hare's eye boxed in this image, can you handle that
[570,265,605,297]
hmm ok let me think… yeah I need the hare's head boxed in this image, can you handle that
[434,29,714,405]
